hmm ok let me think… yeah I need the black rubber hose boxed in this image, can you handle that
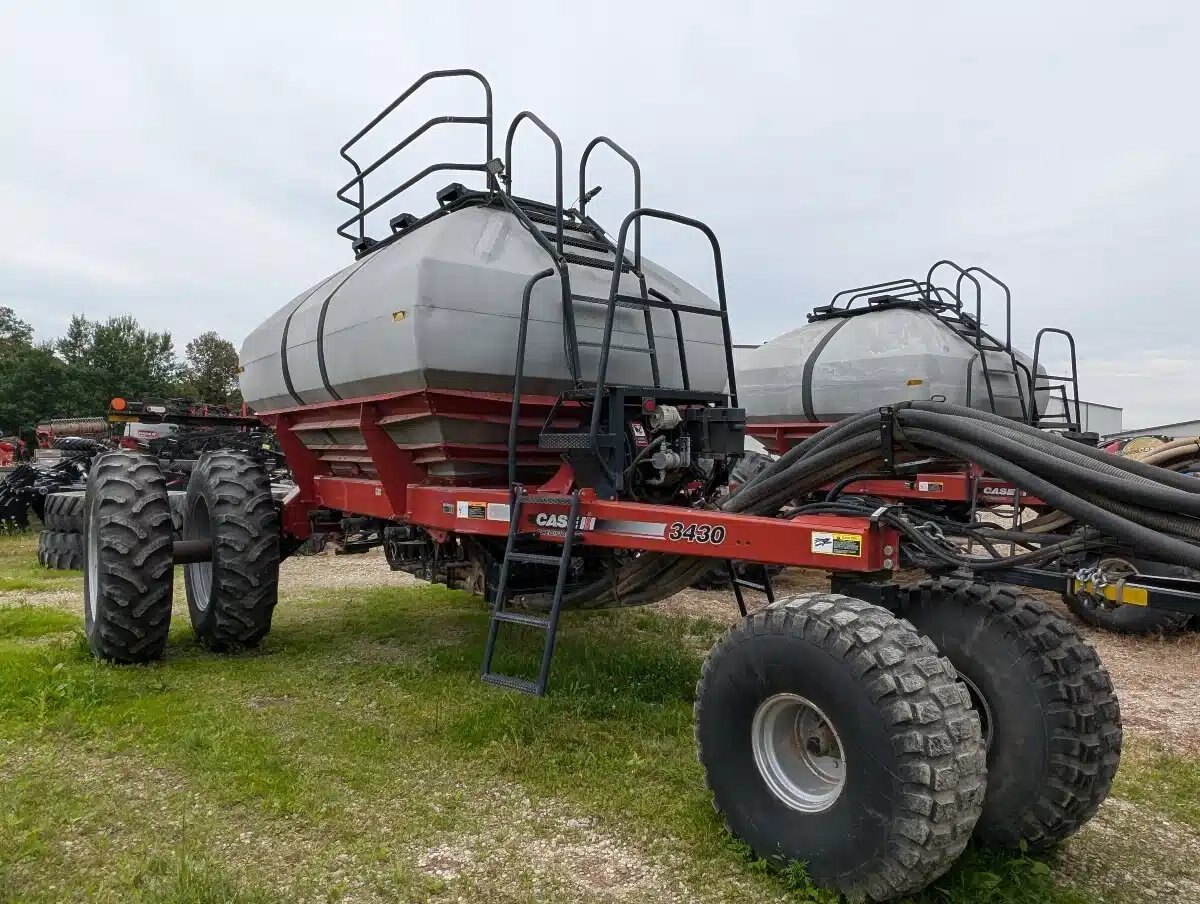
[903,427,1200,570]
[1076,489,1200,542]
[732,411,875,500]
[909,401,1200,493]
[900,410,1200,519]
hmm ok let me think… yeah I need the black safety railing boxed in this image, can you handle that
[494,114,580,382]
[507,268,557,489]
[504,112,565,258]
[820,261,1042,424]
[579,137,642,270]
[336,69,496,249]
[588,209,738,464]
[1032,327,1083,432]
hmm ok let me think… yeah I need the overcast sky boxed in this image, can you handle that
[2,2,1197,428]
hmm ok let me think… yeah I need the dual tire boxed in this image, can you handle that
[899,579,1121,850]
[695,583,1121,901]
[181,451,281,651]
[82,451,280,663]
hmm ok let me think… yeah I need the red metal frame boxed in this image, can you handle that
[261,390,898,573]
[746,421,1047,509]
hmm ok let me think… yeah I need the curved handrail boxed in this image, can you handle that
[828,278,926,311]
[927,260,984,338]
[337,69,494,245]
[1033,327,1082,430]
[966,266,1013,352]
[504,112,564,257]
[1012,358,1037,425]
[591,208,737,445]
[508,269,557,488]
[579,137,642,269]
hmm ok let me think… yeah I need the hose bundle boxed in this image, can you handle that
[530,402,1200,611]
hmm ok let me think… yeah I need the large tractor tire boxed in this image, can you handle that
[182,451,281,651]
[1062,557,1192,634]
[38,529,83,570]
[695,593,986,902]
[82,453,174,663]
[899,578,1121,850]
[43,491,87,534]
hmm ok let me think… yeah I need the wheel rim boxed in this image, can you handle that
[958,672,994,752]
[185,495,213,610]
[751,693,846,813]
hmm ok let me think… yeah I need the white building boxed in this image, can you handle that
[1107,418,1200,442]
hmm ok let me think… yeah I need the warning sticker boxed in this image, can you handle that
[811,531,863,557]
[456,501,488,520]
[917,481,944,493]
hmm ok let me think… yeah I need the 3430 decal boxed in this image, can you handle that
[667,522,726,544]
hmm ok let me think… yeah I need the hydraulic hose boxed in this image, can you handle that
[901,410,1200,519]
[901,427,1200,570]
[910,401,1200,493]
[527,402,1200,611]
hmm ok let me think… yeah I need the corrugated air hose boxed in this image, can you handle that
[524,404,1200,611]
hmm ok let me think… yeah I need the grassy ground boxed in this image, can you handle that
[1,533,1198,903]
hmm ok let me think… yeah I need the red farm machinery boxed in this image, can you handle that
[78,71,1200,901]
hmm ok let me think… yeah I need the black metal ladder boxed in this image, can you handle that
[727,561,775,617]
[926,262,1032,423]
[1031,327,1083,432]
[480,487,581,696]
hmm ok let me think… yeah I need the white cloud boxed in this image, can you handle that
[1,0,1196,427]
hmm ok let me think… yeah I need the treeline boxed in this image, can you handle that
[0,306,242,436]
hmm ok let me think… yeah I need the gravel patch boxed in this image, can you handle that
[0,589,80,611]
[657,568,1200,753]
[279,548,419,593]
[1060,795,1200,903]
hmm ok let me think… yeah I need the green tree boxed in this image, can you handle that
[182,331,242,405]
[0,342,67,435]
[54,314,180,414]
[0,306,34,349]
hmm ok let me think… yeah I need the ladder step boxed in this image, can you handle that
[539,228,611,253]
[571,294,651,311]
[481,673,542,695]
[492,610,552,629]
[507,551,566,566]
[563,251,633,273]
[517,207,585,230]
[577,340,655,354]
[733,580,770,593]
[539,432,618,450]
[559,385,662,399]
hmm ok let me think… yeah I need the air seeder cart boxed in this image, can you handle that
[740,268,1200,635]
[79,70,1200,902]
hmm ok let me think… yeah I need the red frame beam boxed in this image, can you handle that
[304,478,897,571]
[264,390,902,571]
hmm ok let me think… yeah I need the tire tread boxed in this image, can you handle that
[695,592,987,902]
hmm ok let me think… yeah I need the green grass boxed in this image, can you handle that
[1113,739,1200,830]
[0,532,82,593]
[0,560,1190,902]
